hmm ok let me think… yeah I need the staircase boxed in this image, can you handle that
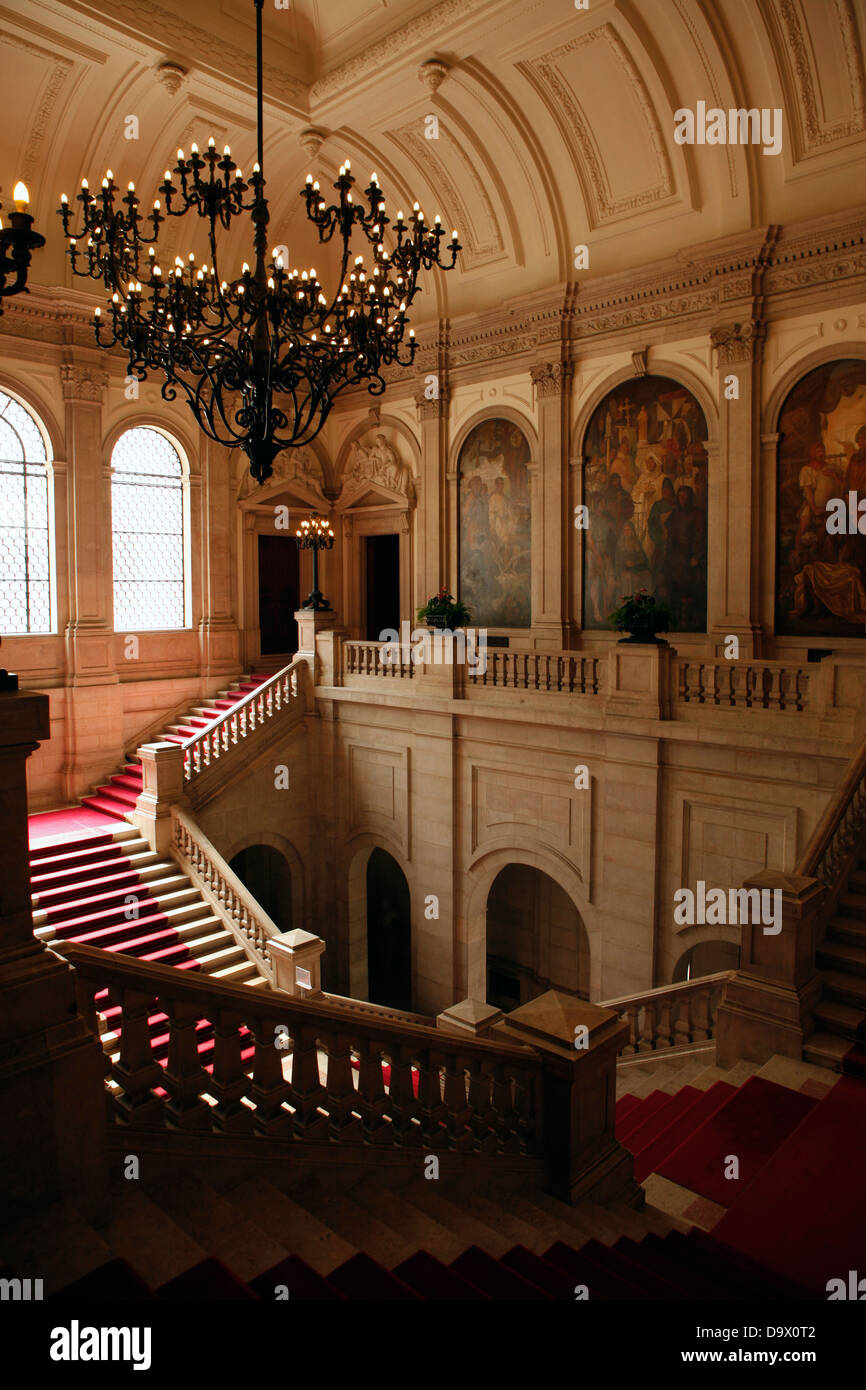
[31,824,265,1068]
[80,672,275,822]
[3,1047,857,1300]
[807,854,866,1071]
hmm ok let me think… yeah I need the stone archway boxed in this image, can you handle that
[672,939,740,983]
[366,847,412,1010]
[485,863,590,1012]
[228,843,293,934]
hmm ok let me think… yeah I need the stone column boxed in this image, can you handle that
[496,990,641,1207]
[715,871,824,1067]
[530,362,572,650]
[60,358,123,800]
[0,691,107,1223]
[415,386,449,605]
[708,321,765,659]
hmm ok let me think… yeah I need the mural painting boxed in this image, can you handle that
[776,358,866,635]
[458,418,531,627]
[582,375,709,630]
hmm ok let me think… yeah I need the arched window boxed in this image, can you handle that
[0,389,53,634]
[111,426,187,631]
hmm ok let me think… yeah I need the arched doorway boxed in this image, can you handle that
[366,848,411,1010]
[672,939,740,982]
[486,864,589,1012]
[228,845,293,933]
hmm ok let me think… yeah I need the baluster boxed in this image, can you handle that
[210,1009,254,1134]
[110,985,163,1126]
[467,1060,497,1151]
[356,1037,390,1143]
[655,997,673,1049]
[512,1065,537,1152]
[162,998,213,1130]
[767,665,782,711]
[673,996,692,1048]
[289,1024,330,1141]
[678,662,688,702]
[250,1017,292,1137]
[416,1047,448,1149]
[625,1004,641,1053]
[691,987,712,1042]
[638,1001,657,1052]
[442,1051,473,1151]
[490,1060,519,1151]
[324,1032,363,1141]
[386,1045,422,1145]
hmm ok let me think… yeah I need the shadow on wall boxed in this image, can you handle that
[672,939,740,982]
[367,847,411,1011]
[229,844,293,934]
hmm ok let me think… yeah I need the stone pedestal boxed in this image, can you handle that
[296,609,340,685]
[604,640,675,720]
[716,871,825,1067]
[0,691,108,1224]
[496,990,641,1207]
[270,928,325,998]
[132,741,189,853]
[436,998,503,1037]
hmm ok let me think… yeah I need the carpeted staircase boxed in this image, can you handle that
[806,855,866,1076]
[80,672,274,822]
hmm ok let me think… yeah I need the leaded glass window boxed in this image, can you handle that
[111,427,186,631]
[0,390,52,634]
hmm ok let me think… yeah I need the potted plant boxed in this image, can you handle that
[417,587,471,630]
[607,589,670,644]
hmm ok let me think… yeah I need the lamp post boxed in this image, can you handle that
[295,516,335,611]
[0,182,45,314]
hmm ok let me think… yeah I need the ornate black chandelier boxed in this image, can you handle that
[58,0,460,485]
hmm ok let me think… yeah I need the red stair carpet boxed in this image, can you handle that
[712,1074,866,1296]
[655,1075,816,1206]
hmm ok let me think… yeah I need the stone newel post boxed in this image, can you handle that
[132,740,189,852]
[496,990,641,1207]
[270,929,325,997]
[715,871,825,1067]
[0,690,107,1222]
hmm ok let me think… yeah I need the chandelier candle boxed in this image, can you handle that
[57,0,460,486]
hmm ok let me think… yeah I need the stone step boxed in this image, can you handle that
[817,939,866,978]
[346,1175,469,1265]
[142,1172,289,1285]
[837,891,866,921]
[820,968,866,1009]
[224,1177,357,1276]
[287,1173,418,1268]
[802,1031,850,1071]
[812,997,864,1040]
[100,1187,210,1290]
[827,914,866,948]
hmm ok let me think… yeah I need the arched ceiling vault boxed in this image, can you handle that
[2,0,864,323]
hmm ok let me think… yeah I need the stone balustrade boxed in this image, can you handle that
[470,650,605,694]
[602,972,733,1055]
[676,659,809,711]
[171,807,280,982]
[344,639,415,680]
[183,659,305,782]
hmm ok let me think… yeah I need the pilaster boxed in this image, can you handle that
[530,361,573,649]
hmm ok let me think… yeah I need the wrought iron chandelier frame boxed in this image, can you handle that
[58,0,460,484]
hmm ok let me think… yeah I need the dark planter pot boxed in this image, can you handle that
[426,613,455,629]
[616,624,669,645]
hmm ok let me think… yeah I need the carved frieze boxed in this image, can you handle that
[60,363,107,404]
[710,321,766,365]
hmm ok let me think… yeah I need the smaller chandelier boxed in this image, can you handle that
[295,516,335,611]
[0,182,45,314]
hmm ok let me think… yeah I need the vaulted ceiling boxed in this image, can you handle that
[2,0,865,322]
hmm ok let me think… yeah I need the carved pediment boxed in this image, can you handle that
[236,446,326,504]
[338,429,415,507]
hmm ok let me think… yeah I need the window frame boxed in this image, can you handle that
[0,385,57,637]
[109,423,192,634]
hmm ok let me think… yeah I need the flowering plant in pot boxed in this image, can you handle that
[607,589,670,644]
[417,587,471,629]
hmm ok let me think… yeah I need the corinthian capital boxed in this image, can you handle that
[60,363,108,404]
[710,321,765,365]
[530,361,571,398]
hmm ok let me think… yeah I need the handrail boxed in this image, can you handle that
[171,807,278,981]
[797,729,866,884]
[601,971,733,1055]
[183,658,305,781]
